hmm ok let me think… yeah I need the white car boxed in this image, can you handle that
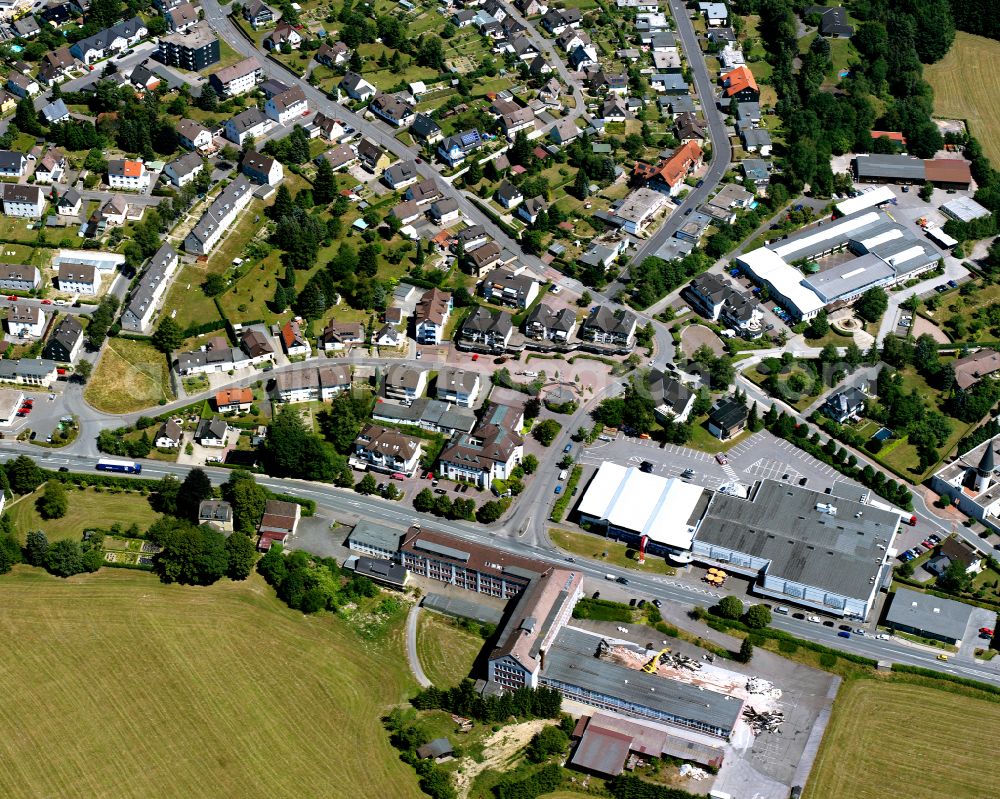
[550,285,562,294]
[807,615,821,624]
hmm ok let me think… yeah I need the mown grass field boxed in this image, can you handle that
[926,32,1000,164]
[807,679,1000,799]
[416,611,484,688]
[85,338,175,413]
[6,486,161,543]
[549,528,676,576]
[0,568,423,799]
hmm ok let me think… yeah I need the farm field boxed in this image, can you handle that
[85,337,175,413]
[925,32,1000,164]
[807,679,1000,799]
[416,610,484,688]
[0,568,422,799]
[6,486,161,543]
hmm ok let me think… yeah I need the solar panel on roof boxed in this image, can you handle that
[461,131,480,146]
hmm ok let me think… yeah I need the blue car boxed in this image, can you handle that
[837,631,851,639]
[554,485,562,495]
[563,444,572,453]
[729,268,740,277]
[948,280,958,288]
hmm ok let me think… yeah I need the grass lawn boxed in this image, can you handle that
[0,568,422,799]
[926,32,1000,164]
[0,215,42,243]
[806,679,1000,799]
[6,486,161,543]
[549,528,677,576]
[84,338,175,414]
[802,329,855,349]
[0,242,35,265]
[416,611,483,688]
[685,419,753,452]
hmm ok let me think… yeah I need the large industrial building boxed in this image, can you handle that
[691,480,900,619]
[576,462,710,558]
[735,210,940,320]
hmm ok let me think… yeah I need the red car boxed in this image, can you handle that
[6,295,16,301]
[41,299,52,305]
[980,627,995,636]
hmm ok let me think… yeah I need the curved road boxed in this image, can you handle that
[406,604,432,688]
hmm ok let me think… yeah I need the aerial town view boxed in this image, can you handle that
[0,0,997,796]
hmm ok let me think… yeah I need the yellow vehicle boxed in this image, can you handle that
[937,654,949,661]
[642,647,671,673]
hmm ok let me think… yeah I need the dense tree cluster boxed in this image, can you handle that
[85,296,120,350]
[412,680,562,723]
[257,543,379,613]
[627,251,712,310]
[265,406,343,482]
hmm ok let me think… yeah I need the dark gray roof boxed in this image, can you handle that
[884,587,972,641]
[354,556,408,587]
[978,439,996,474]
[542,627,742,735]
[648,370,692,415]
[854,154,925,181]
[694,480,900,601]
[462,305,513,336]
[372,397,477,433]
[410,112,442,139]
[349,519,403,553]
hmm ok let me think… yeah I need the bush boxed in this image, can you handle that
[716,595,743,620]
[744,603,772,629]
[778,639,799,654]
[531,419,562,446]
[819,652,838,668]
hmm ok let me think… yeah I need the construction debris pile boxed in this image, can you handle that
[678,764,710,781]
[746,676,783,701]
[742,706,785,734]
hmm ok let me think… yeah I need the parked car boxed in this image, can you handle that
[837,631,851,639]
[681,468,695,479]
[554,485,562,494]
[807,615,821,623]
[980,627,995,636]
[652,599,662,608]
[616,576,629,585]
[434,488,446,495]
[563,444,572,453]
[948,280,958,288]
[715,453,728,465]
[640,461,653,473]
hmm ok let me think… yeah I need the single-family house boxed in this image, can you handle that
[280,318,311,356]
[177,118,213,151]
[385,364,428,401]
[707,396,748,440]
[164,151,204,187]
[6,305,46,338]
[370,93,416,128]
[196,416,229,447]
[57,262,100,295]
[1,183,45,218]
[383,160,420,191]
[241,150,283,186]
[224,107,271,146]
[215,387,254,413]
[319,319,365,351]
[352,424,423,476]
[42,315,84,363]
[156,419,183,449]
[341,71,376,102]
[414,287,452,345]
[264,86,308,124]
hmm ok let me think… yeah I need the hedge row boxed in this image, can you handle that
[890,664,1000,699]
[891,574,1000,613]
[550,465,582,522]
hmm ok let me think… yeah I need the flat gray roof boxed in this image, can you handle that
[542,627,742,734]
[802,253,895,302]
[855,154,925,181]
[884,587,973,641]
[422,592,504,624]
[348,519,403,553]
[694,480,899,601]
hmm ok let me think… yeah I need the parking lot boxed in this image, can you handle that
[578,429,850,495]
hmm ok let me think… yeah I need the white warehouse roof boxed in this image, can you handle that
[577,462,707,549]
[736,247,826,317]
[771,211,881,261]
[834,186,895,217]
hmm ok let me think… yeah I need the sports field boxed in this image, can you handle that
[807,679,1000,799]
[84,338,175,413]
[925,32,1000,164]
[0,568,423,799]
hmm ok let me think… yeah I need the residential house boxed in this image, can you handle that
[649,370,695,423]
[0,151,26,178]
[6,70,39,98]
[198,500,234,534]
[952,349,1000,390]
[264,21,302,51]
[939,536,985,576]
[69,17,147,64]
[265,85,308,124]
[740,127,772,157]
[196,416,229,447]
[742,158,771,191]
[352,424,423,476]
[805,5,854,37]
[319,144,359,172]
[430,198,460,225]
[274,369,321,403]
[496,180,524,210]
[467,241,503,278]
[1,184,45,218]
[209,57,263,97]
[601,96,627,122]
[435,367,481,408]
[391,200,422,225]
[41,315,83,363]
[674,113,707,145]
[0,264,39,293]
[385,364,428,401]
[822,386,866,423]
[224,107,271,146]
[383,160,420,191]
[517,196,547,225]
[121,243,179,332]
[375,324,404,347]
[541,7,581,35]
[413,287,452,345]
[438,129,483,167]
[6,306,46,338]
[311,112,345,142]
[568,43,598,71]
[167,2,199,32]
[241,150,283,186]
[699,1,728,25]
[177,118,213,151]
[13,16,40,37]
[107,159,150,191]
[580,306,637,349]
[356,138,390,174]
[721,65,759,101]
[314,40,350,68]
[524,303,576,342]
[243,0,275,29]
[480,267,539,309]
[500,107,535,139]
[155,419,182,449]
[184,176,253,255]
[370,93,416,128]
[32,150,64,187]
[40,98,69,125]
[707,396,748,440]
[549,118,580,146]
[239,327,275,365]
[164,151,204,187]
[439,402,524,488]
[57,262,100,295]
[341,71,376,102]
[454,225,489,252]
[38,46,77,86]
[632,141,703,197]
[410,113,443,145]
[460,306,513,352]
[406,178,444,206]
[318,319,365,351]
[280,318,310,356]
[215,387,254,413]
[0,359,58,387]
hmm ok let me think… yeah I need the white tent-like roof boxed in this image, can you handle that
[577,462,706,549]
[834,186,895,217]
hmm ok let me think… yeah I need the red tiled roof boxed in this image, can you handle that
[721,65,758,97]
[215,387,253,406]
